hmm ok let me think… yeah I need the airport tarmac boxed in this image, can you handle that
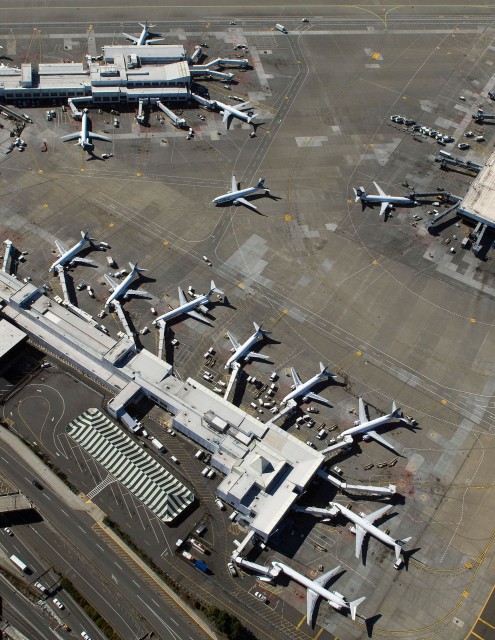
[0,5,495,639]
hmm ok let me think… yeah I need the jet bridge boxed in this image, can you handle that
[189,46,202,63]
[472,112,495,123]
[317,468,397,496]
[2,240,13,274]
[435,155,482,174]
[156,319,166,360]
[155,101,186,128]
[190,66,235,82]
[112,299,135,339]
[319,434,353,456]
[224,362,240,402]
[68,97,91,120]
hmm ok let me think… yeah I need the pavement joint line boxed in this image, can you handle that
[93,522,218,640]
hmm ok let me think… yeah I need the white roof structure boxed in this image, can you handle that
[103,44,187,64]
[0,318,26,358]
[459,151,495,227]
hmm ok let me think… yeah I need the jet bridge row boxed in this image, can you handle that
[317,468,397,496]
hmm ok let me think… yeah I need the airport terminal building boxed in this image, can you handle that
[0,44,192,104]
[0,270,324,541]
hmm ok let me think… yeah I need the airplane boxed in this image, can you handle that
[225,322,271,369]
[270,561,365,623]
[49,230,96,273]
[60,109,111,153]
[326,502,412,567]
[212,99,257,126]
[152,281,224,326]
[104,263,150,308]
[280,362,335,405]
[353,181,420,216]
[123,21,164,46]
[337,398,408,454]
[212,176,270,212]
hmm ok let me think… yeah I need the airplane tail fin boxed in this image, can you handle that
[320,362,336,378]
[129,262,147,273]
[353,187,365,202]
[210,280,224,296]
[81,230,96,242]
[254,322,271,336]
[257,178,266,189]
[392,401,405,420]
[349,596,366,620]
[394,537,412,560]
[247,113,258,123]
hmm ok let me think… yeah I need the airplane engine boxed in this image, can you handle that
[233,199,241,206]
[362,434,371,441]
[327,600,343,611]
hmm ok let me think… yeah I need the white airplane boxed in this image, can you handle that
[212,99,257,126]
[153,281,224,326]
[353,182,420,216]
[49,230,96,273]
[337,398,408,454]
[225,322,271,369]
[104,263,150,308]
[281,362,335,405]
[270,561,365,623]
[60,109,111,153]
[326,502,411,567]
[123,21,163,46]
[212,176,270,212]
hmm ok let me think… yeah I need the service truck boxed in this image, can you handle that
[10,555,28,572]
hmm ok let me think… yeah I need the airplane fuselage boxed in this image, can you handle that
[281,372,326,405]
[271,562,349,613]
[214,100,252,123]
[136,28,147,46]
[155,292,211,324]
[338,412,399,440]
[78,112,92,150]
[49,238,89,272]
[106,269,139,307]
[361,194,419,208]
[330,503,396,552]
[213,185,263,205]
[225,330,263,369]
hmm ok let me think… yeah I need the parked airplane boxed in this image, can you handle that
[326,502,411,568]
[104,263,150,308]
[225,322,271,369]
[337,398,408,453]
[353,182,420,216]
[270,561,365,623]
[61,109,111,153]
[281,362,335,405]
[49,230,96,273]
[123,21,163,46]
[212,99,257,126]
[153,281,224,326]
[212,176,270,212]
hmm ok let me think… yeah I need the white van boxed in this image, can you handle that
[202,466,210,476]
[195,450,204,460]
[316,428,326,440]
[215,498,225,510]
[170,455,179,464]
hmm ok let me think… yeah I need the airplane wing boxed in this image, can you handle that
[246,352,269,361]
[231,175,237,192]
[234,197,259,212]
[306,588,319,625]
[122,33,139,44]
[89,132,111,143]
[305,391,331,404]
[379,201,390,216]
[358,397,367,424]
[227,331,240,350]
[178,287,187,306]
[104,274,118,289]
[71,257,95,267]
[235,101,251,111]
[222,111,231,123]
[60,133,80,142]
[362,504,392,524]
[290,367,302,387]
[146,37,164,43]
[186,309,212,324]
[354,524,366,559]
[125,289,150,298]
[373,181,387,197]
[55,241,66,255]
[314,565,341,587]
[366,429,399,453]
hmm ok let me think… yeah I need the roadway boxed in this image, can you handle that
[0,435,216,640]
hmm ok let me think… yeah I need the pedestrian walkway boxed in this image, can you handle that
[66,408,194,522]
